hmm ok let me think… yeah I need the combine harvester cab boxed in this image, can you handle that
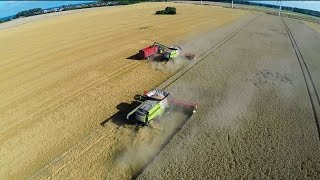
[163,46,181,60]
[127,90,197,126]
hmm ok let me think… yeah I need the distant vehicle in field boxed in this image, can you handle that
[138,42,195,61]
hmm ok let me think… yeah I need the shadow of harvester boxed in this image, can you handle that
[127,54,140,60]
[100,100,141,127]
[127,53,168,62]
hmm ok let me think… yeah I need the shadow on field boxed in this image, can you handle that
[127,54,140,60]
[127,54,168,62]
[100,100,141,127]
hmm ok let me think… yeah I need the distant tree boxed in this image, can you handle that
[16,8,44,18]
[156,7,176,15]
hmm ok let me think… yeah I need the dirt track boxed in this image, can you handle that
[139,14,320,179]
[288,19,320,96]
[0,2,250,179]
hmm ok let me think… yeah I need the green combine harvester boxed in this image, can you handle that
[126,90,197,126]
[156,42,181,60]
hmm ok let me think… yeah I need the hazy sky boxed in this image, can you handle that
[0,1,320,18]
[255,1,320,12]
[0,1,95,18]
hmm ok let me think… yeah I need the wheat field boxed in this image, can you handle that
[0,2,248,179]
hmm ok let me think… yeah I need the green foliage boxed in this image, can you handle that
[165,7,176,14]
[117,0,148,5]
[16,8,43,18]
[156,7,176,15]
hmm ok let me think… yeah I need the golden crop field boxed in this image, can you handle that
[305,21,320,32]
[0,2,249,179]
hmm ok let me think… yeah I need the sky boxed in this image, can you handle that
[0,1,320,19]
[0,1,96,18]
[253,1,320,12]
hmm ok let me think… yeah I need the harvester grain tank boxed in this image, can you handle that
[138,44,159,59]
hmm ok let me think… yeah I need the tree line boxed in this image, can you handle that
[16,8,43,18]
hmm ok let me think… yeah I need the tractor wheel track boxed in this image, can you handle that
[157,14,260,90]
[281,17,320,139]
[28,14,259,179]
[132,14,260,179]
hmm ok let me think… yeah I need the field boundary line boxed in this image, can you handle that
[281,17,320,140]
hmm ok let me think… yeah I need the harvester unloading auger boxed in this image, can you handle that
[126,90,197,126]
[138,42,196,61]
